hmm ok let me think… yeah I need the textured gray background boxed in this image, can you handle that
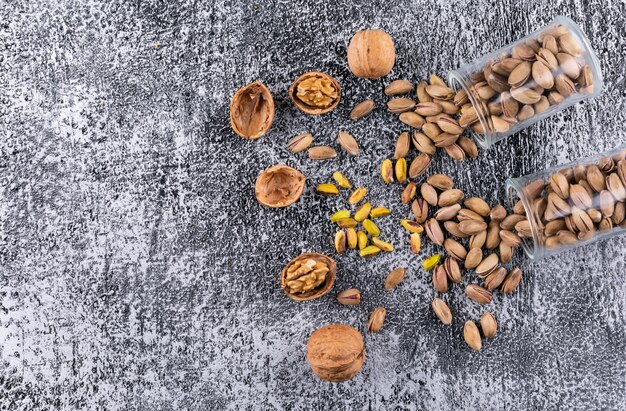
[1,0,625,410]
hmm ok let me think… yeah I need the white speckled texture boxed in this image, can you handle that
[1,0,625,410]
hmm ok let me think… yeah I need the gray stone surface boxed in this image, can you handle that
[1,0,625,410]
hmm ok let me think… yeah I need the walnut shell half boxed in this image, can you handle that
[306,324,365,382]
[280,253,336,301]
[289,72,341,115]
[230,81,275,139]
[255,165,305,208]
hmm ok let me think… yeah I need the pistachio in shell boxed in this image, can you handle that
[281,253,336,301]
[289,72,341,115]
[347,29,396,79]
[229,81,275,139]
[255,165,305,208]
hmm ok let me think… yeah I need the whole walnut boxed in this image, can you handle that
[306,324,365,382]
[347,29,396,79]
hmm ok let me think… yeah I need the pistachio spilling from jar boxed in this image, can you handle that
[458,23,596,136]
[383,74,479,164]
[509,151,626,253]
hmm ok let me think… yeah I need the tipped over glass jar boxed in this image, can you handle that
[448,16,603,148]
[506,144,626,260]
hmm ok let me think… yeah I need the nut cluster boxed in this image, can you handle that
[509,150,626,252]
[391,173,525,301]
[317,172,396,258]
[460,24,594,135]
[381,168,526,350]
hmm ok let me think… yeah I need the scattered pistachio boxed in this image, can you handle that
[421,253,442,270]
[337,131,359,155]
[337,288,361,305]
[384,267,406,290]
[368,307,387,332]
[370,207,391,218]
[334,230,346,253]
[372,237,393,252]
[348,187,367,204]
[381,159,394,184]
[360,245,381,258]
[350,99,375,120]
[410,233,421,254]
[363,219,381,236]
[479,312,497,338]
[316,183,339,196]
[346,228,358,249]
[432,298,452,325]
[357,231,368,250]
[287,132,314,153]
[332,171,352,189]
[309,146,338,160]
[330,209,350,223]
[395,157,408,183]
[401,219,424,233]
[337,217,358,229]
[464,320,482,351]
[354,202,372,222]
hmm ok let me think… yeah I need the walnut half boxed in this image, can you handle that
[280,253,336,301]
[289,72,341,115]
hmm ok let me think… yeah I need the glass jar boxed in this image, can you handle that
[448,16,603,148]
[506,144,626,260]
